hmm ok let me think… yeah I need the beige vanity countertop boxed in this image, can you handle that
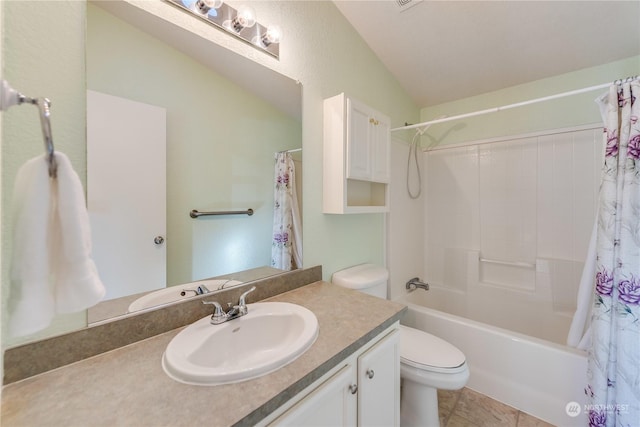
[1,281,406,427]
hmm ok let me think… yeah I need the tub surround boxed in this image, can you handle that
[1,280,406,426]
[3,266,322,385]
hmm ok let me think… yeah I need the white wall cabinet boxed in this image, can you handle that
[324,93,391,214]
[265,325,400,426]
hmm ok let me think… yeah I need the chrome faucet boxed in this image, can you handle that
[202,286,257,325]
[406,277,429,291]
[180,284,211,296]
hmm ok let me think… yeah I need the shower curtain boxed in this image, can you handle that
[271,152,302,271]
[584,80,640,426]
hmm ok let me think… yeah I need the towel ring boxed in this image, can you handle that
[36,98,57,178]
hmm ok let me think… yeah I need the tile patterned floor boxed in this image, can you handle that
[438,388,555,427]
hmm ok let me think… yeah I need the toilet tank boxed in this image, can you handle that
[331,264,388,299]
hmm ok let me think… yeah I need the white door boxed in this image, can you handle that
[87,90,167,300]
[358,329,401,426]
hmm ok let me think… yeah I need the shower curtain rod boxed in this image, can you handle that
[391,76,639,133]
[278,148,302,153]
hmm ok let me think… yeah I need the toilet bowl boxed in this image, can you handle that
[332,264,469,427]
[400,325,469,427]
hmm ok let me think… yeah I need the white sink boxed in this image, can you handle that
[162,302,319,385]
[127,279,242,312]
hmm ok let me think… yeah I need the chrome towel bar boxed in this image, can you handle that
[190,209,254,218]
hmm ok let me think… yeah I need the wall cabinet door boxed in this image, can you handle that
[347,97,374,181]
[370,114,390,183]
[358,329,400,426]
[346,97,390,184]
[272,364,357,426]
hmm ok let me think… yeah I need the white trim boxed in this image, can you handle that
[423,123,602,152]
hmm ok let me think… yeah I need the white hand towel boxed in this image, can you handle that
[9,155,56,337]
[52,152,105,313]
[9,152,105,337]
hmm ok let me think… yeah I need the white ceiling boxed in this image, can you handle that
[334,0,640,108]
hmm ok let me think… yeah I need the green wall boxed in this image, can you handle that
[1,1,87,347]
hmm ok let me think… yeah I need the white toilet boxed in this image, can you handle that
[332,264,469,427]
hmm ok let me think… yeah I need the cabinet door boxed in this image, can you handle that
[371,115,390,183]
[272,364,357,426]
[346,98,373,181]
[358,330,401,427]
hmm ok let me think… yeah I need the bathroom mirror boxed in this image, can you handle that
[1,0,302,344]
[85,1,302,323]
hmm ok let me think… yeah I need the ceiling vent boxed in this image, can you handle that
[396,0,423,12]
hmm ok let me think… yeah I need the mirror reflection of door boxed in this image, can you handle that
[87,90,167,300]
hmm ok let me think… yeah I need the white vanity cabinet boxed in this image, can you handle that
[323,93,391,214]
[265,325,400,426]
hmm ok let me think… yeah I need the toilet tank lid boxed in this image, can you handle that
[331,264,389,289]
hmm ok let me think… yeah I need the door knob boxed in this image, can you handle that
[154,236,165,245]
[366,369,375,379]
[349,384,358,395]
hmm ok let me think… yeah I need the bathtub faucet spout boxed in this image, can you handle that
[406,277,429,292]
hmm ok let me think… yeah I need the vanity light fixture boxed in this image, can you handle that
[260,24,283,47]
[167,0,282,59]
[193,0,223,15]
[230,5,257,32]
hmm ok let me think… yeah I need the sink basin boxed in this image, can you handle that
[162,302,319,385]
[127,279,242,312]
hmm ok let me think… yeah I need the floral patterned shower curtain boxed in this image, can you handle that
[587,79,639,426]
[271,152,302,271]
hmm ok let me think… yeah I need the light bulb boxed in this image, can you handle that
[194,0,223,15]
[261,24,282,46]
[231,5,257,32]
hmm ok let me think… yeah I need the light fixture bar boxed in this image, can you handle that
[165,0,280,59]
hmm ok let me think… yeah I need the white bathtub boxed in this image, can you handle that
[397,289,588,426]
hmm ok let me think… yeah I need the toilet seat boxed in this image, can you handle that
[400,325,467,374]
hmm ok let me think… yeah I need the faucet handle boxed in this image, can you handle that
[237,286,257,315]
[405,277,429,291]
[197,285,211,294]
[202,300,227,324]
[238,286,257,306]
